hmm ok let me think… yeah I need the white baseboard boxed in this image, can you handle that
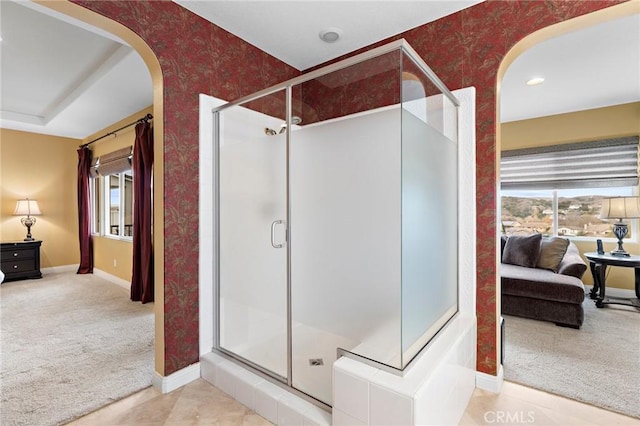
[584,285,636,299]
[476,365,504,393]
[41,264,78,274]
[94,268,130,291]
[152,362,200,394]
[40,265,129,292]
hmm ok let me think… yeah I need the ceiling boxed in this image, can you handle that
[0,0,153,140]
[0,1,638,140]
[501,12,640,122]
[174,0,483,71]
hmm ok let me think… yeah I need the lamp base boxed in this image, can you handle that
[21,217,36,242]
[610,249,631,257]
[612,222,630,257]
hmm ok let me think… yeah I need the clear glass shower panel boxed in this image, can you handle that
[400,54,459,366]
[217,90,288,380]
[290,51,404,406]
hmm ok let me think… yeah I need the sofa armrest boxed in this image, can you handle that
[557,243,587,279]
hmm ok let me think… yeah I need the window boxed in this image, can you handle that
[501,191,553,236]
[90,146,134,239]
[104,171,133,238]
[501,187,636,238]
[90,177,100,234]
[500,137,639,239]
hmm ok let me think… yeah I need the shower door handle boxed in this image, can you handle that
[271,220,286,248]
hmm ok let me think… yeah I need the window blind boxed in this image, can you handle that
[89,154,99,178]
[501,136,639,190]
[92,146,132,176]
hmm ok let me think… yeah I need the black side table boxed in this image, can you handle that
[0,240,43,282]
[584,252,640,310]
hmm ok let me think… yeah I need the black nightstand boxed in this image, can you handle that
[1,240,43,282]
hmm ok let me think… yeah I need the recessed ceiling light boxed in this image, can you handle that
[319,27,342,43]
[526,77,545,86]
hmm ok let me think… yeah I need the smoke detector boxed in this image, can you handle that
[319,27,342,43]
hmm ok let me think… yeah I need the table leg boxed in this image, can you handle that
[589,261,600,299]
[635,268,640,299]
[595,263,607,308]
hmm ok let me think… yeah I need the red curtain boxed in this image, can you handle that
[77,147,94,274]
[131,121,154,303]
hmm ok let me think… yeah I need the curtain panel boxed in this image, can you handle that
[77,147,94,274]
[130,121,154,303]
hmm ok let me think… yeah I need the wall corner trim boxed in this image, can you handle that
[94,268,131,290]
[476,365,504,394]
[152,362,200,394]
[41,264,78,274]
[584,285,635,299]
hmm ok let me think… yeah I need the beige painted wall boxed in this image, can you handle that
[85,106,153,282]
[0,105,151,284]
[502,102,640,148]
[0,129,80,268]
[501,102,640,291]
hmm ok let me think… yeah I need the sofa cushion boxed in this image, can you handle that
[501,263,585,304]
[502,294,583,328]
[557,243,588,279]
[536,237,570,272]
[501,235,507,257]
[502,234,542,268]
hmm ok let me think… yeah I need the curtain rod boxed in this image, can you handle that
[80,113,153,148]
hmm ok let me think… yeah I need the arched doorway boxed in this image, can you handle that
[38,0,165,377]
[496,1,639,415]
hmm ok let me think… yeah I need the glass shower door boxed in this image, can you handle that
[217,90,288,380]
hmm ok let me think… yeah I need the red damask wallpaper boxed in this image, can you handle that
[71,0,625,376]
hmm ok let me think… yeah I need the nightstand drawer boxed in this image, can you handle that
[2,259,37,273]
[2,248,35,261]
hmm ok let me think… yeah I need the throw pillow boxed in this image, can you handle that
[537,237,570,272]
[502,234,542,268]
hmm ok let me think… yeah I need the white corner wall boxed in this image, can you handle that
[199,93,226,357]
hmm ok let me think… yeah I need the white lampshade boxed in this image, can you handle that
[600,196,640,220]
[13,199,42,216]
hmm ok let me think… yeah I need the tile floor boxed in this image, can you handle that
[68,379,640,425]
[70,379,640,426]
[460,381,640,426]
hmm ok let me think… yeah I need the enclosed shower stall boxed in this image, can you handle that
[212,40,459,407]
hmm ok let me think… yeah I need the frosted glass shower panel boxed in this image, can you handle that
[400,53,459,365]
[217,90,288,379]
[290,51,404,397]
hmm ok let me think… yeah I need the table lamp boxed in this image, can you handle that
[599,196,640,256]
[13,198,42,241]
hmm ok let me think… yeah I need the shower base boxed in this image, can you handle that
[220,298,358,405]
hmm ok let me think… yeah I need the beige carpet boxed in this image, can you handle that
[504,297,640,419]
[0,271,154,426]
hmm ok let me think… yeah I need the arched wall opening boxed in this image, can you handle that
[495,0,638,372]
[36,0,166,375]
[35,0,302,381]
